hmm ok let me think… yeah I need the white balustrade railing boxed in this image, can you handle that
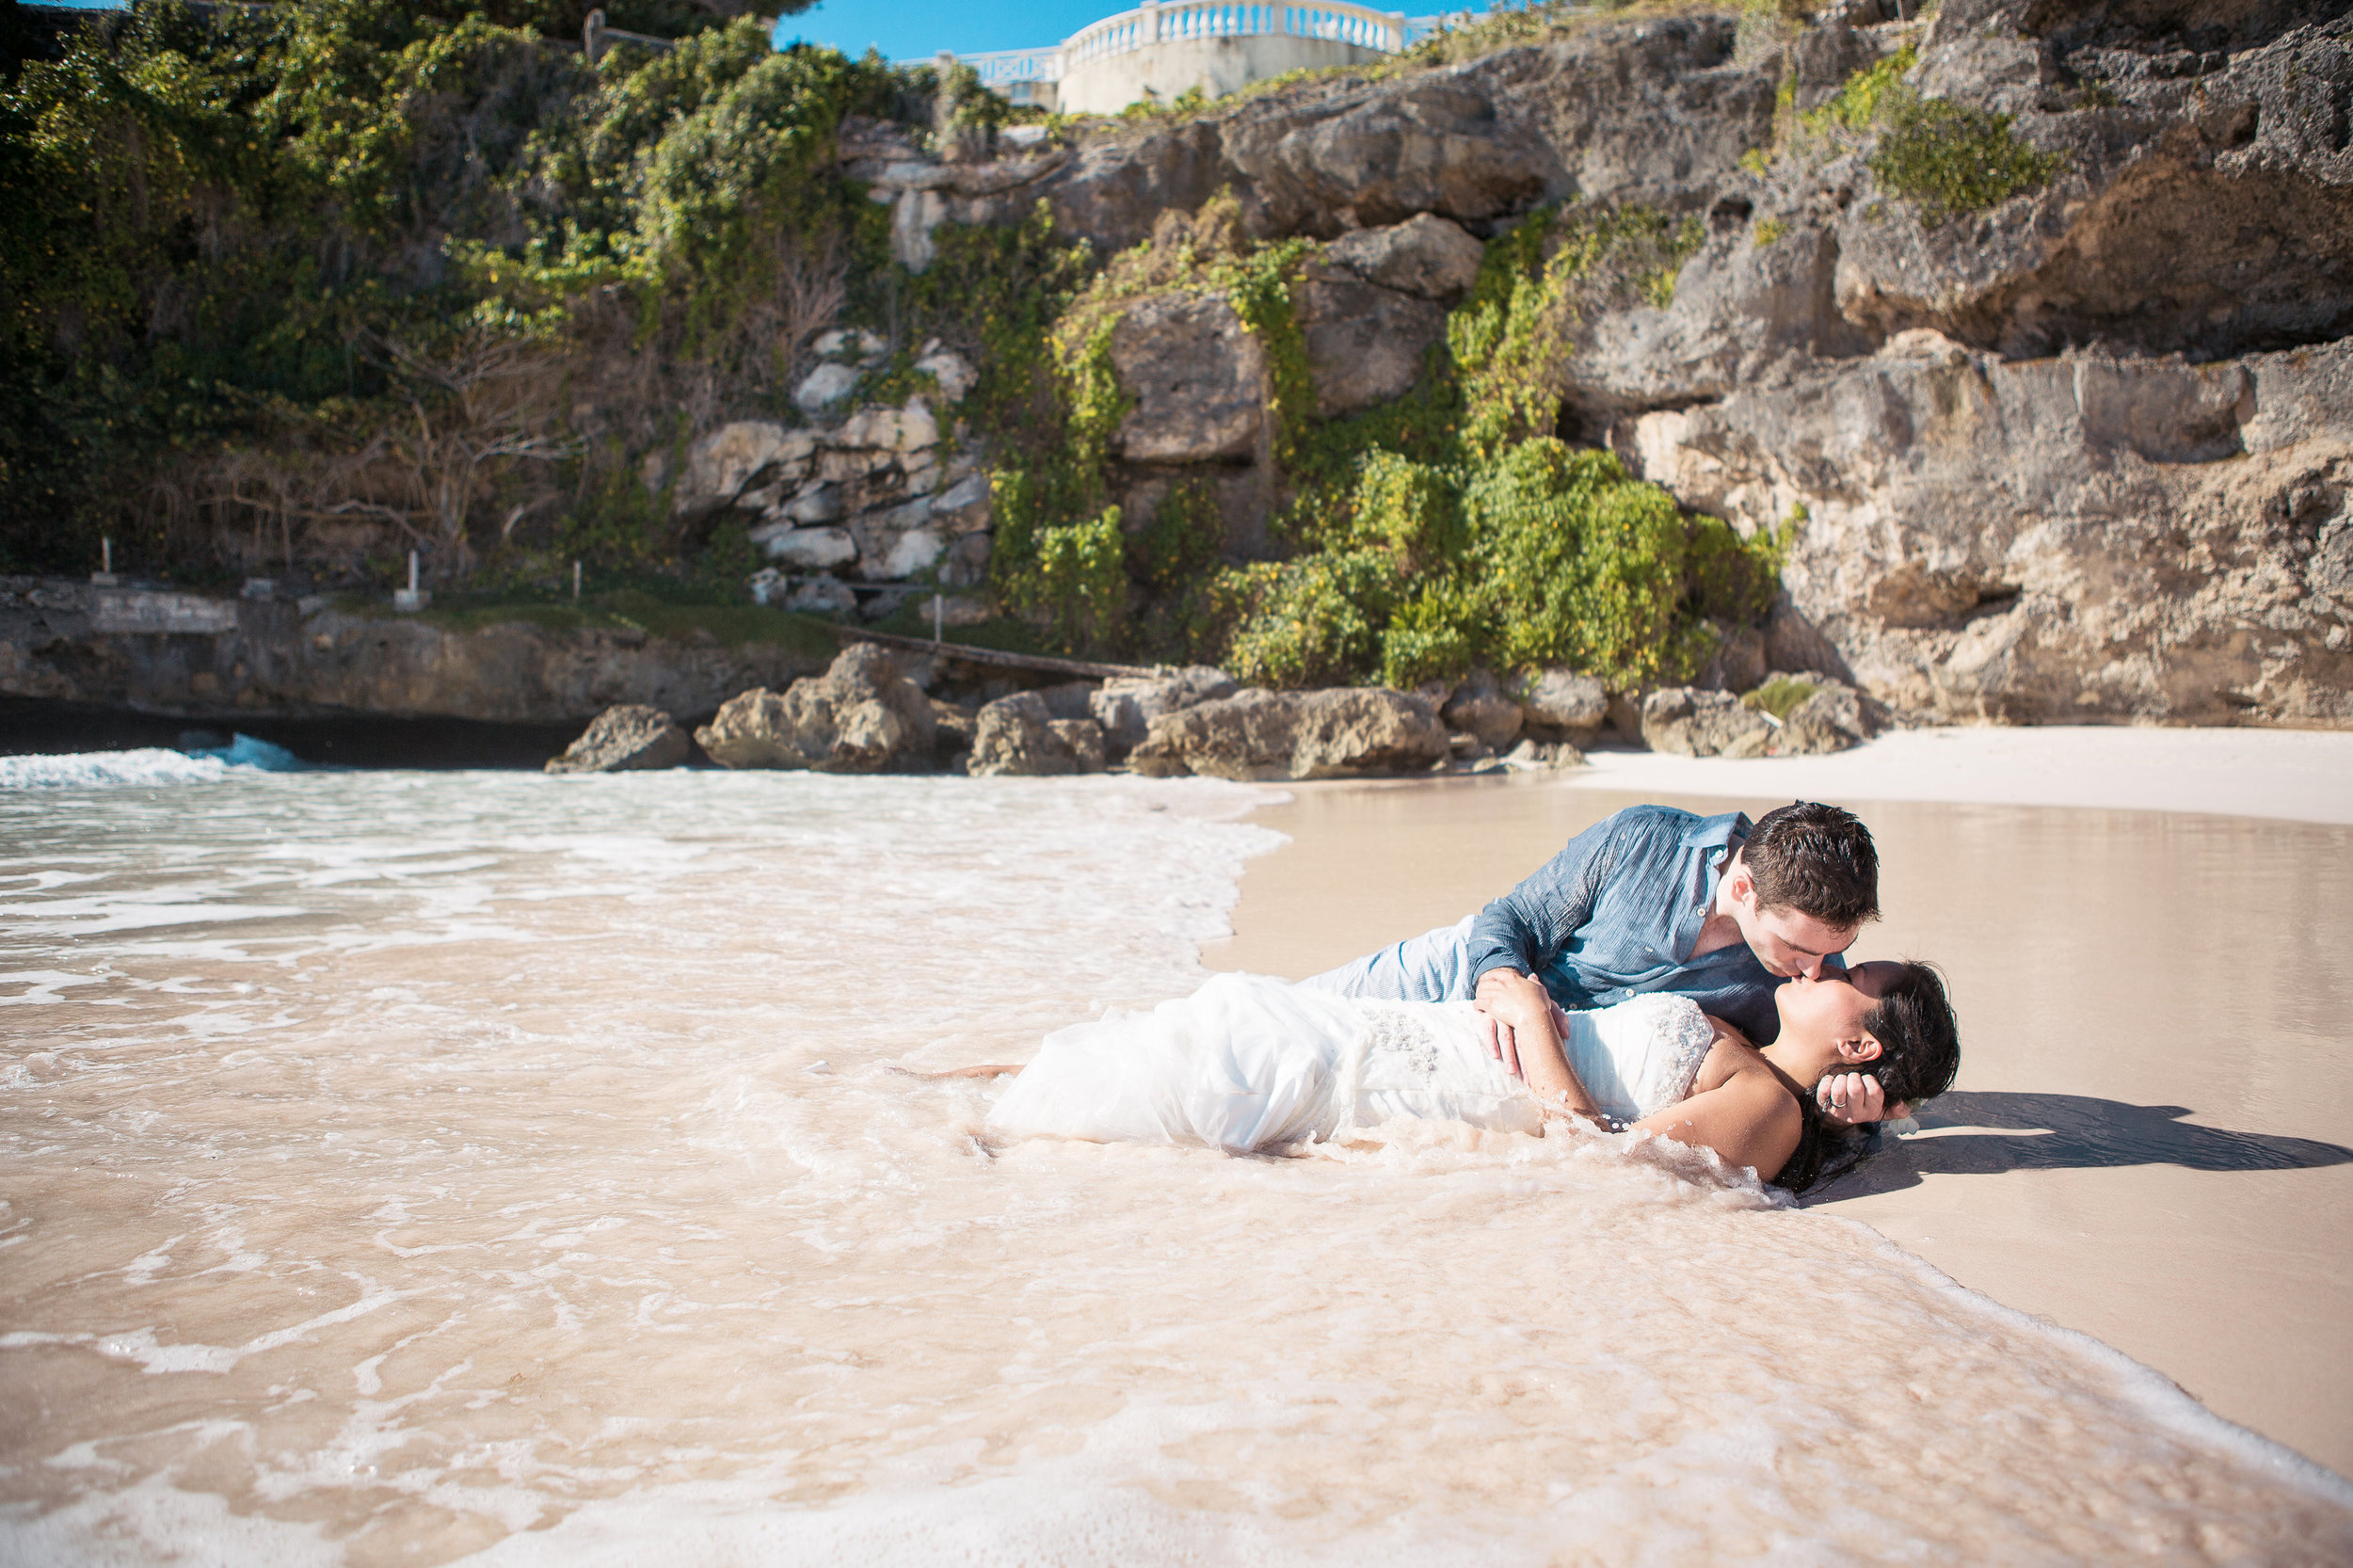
[1064,0,1409,63]
[929,1,1452,83]
[953,47,1064,86]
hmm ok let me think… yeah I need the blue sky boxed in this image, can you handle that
[41,0,1390,68]
[780,0,1108,63]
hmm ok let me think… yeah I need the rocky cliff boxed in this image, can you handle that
[14,1,2349,736]
[858,0,2349,727]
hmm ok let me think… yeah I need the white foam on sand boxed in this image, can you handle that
[1561,725,2353,824]
[7,764,2353,1563]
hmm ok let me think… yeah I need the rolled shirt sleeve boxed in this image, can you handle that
[1464,812,1630,987]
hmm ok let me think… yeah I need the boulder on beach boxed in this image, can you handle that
[1129,686,1449,781]
[1766,674,1892,757]
[545,705,691,774]
[1438,669,1523,752]
[1510,667,1609,742]
[1640,688,1774,760]
[967,692,1108,776]
[1089,665,1239,760]
[695,644,935,773]
[1641,674,1892,759]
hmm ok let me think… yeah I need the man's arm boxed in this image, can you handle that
[1462,814,1624,989]
[1465,815,1627,1074]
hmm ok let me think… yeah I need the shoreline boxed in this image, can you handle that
[1555,723,2353,825]
[1203,726,2353,1478]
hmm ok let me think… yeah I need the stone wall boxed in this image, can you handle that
[0,579,832,726]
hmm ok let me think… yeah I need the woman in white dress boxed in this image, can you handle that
[964,962,1960,1191]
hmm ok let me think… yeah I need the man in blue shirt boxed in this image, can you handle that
[1298,801,1896,1123]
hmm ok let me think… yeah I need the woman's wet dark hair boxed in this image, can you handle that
[1774,962,1960,1192]
[1863,960,1961,1107]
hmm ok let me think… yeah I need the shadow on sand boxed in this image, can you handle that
[1808,1091,2353,1202]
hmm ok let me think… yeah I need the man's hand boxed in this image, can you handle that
[1473,969,1560,1081]
[1816,1072,1912,1127]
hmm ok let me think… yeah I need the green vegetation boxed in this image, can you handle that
[1742,674,1818,720]
[347,584,843,656]
[1780,40,2064,222]
[970,193,1780,688]
[1802,43,1917,136]
[1869,97,2068,220]
[0,0,893,584]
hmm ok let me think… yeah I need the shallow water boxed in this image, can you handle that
[3,764,2348,1565]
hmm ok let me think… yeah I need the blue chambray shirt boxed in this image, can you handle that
[1464,804,1792,1045]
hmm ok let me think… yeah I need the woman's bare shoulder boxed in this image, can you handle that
[1687,1037,1805,1144]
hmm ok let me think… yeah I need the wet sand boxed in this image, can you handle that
[1201,727,2353,1477]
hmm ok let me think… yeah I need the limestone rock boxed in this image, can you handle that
[1503,738,1588,770]
[1828,1,2353,363]
[1129,686,1449,780]
[1623,337,2353,727]
[794,362,861,412]
[782,574,856,616]
[968,691,1081,776]
[1438,668,1524,751]
[1510,667,1609,739]
[1774,679,1889,757]
[1322,213,1485,300]
[1049,717,1108,773]
[1641,687,1774,759]
[812,328,888,361]
[751,522,856,569]
[544,705,690,774]
[1298,268,1449,418]
[1028,16,1763,254]
[674,424,816,519]
[917,349,978,403]
[1090,665,1239,758]
[695,644,935,773]
[1033,680,1100,722]
[1108,293,1267,464]
[782,484,842,524]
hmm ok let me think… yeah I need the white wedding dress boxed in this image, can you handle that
[986,973,1717,1154]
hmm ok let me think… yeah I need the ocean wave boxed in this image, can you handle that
[0,734,311,789]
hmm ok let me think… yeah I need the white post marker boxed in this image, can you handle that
[92,536,117,587]
[394,549,430,612]
[573,560,583,602]
[933,592,944,644]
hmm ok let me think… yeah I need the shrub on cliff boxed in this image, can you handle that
[989,194,1772,690]
[0,1,895,584]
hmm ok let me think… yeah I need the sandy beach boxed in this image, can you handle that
[1203,725,2353,1478]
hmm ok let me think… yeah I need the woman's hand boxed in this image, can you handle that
[1472,968,1554,1079]
[1475,969,1602,1122]
[1816,1072,1910,1126]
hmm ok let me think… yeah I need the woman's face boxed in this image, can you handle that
[1774,962,1898,1053]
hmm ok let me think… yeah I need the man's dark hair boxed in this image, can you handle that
[1743,801,1880,929]
[1864,960,1961,1107]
